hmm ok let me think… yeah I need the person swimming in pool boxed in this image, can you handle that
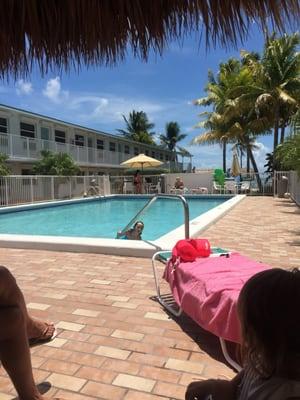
[117,221,144,240]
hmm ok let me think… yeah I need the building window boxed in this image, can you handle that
[0,117,8,134]
[41,127,50,141]
[152,151,155,158]
[109,142,116,152]
[124,145,130,154]
[20,122,35,138]
[134,147,139,155]
[55,130,66,143]
[160,153,163,160]
[75,134,84,146]
[145,150,149,156]
[97,139,104,150]
[166,155,169,161]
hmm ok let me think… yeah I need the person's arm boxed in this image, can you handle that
[185,370,244,400]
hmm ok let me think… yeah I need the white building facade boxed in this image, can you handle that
[0,104,183,175]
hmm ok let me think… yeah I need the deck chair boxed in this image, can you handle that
[240,181,250,193]
[224,180,237,194]
[152,249,271,371]
[123,180,134,194]
[212,181,225,194]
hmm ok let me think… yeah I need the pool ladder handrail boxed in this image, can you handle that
[116,194,190,239]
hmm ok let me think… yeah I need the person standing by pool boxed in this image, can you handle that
[133,170,142,194]
[0,265,60,400]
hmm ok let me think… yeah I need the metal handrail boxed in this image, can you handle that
[116,194,190,239]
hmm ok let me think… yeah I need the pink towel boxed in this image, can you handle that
[164,252,271,343]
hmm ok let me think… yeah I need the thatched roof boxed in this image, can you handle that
[1,0,299,78]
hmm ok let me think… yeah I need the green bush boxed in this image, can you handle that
[275,134,300,176]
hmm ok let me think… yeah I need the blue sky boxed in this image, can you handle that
[0,23,285,170]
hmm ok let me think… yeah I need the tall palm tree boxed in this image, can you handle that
[117,110,155,145]
[192,111,230,172]
[226,118,270,191]
[240,33,300,151]
[159,122,187,155]
[193,59,243,171]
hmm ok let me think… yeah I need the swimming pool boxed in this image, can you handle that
[0,195,245,256]
[0,196,227,240]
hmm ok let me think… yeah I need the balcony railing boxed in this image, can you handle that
[0,133,135,167]
[0,132,185,171]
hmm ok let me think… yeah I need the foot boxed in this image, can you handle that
[27,318,56,346]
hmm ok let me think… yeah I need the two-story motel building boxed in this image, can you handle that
[0,104,181,175]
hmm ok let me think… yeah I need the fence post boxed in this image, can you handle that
[5,177,8,206]
[84,176,87,195]
[51,177,55,200]
[30,177,34,203]
[69,178,72,199]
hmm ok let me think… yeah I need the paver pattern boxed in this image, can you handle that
[0,197,299,399]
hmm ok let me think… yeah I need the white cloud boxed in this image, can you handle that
[42,77,69,103]
[16,79,33,95]
[71,94,167,125]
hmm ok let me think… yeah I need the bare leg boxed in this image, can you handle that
[0,264,55,342]
[0,266,59,400]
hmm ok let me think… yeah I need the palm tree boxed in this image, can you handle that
[117,110,155,145]
[192,111,230,172]
[159,122,187,160]
[240,33,300,151]
[33,150,80,176]
[193,59,243,171]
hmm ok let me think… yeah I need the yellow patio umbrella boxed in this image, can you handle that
[231,152,241,177]
[120,153,163,171]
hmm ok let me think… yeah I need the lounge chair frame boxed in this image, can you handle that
[151,250,242,372]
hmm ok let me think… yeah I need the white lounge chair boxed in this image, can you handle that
[224,180,237,194]
[123,180,134,194]
[240,181,250,193]
[148,181,161,194]
[212,181,225,194]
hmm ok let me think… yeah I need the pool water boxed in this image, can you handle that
[0,196,227,240]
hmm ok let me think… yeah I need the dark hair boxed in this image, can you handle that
[133,220,144,229]
[238,268,300,379]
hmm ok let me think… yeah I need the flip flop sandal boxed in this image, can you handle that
[29,323,58,347]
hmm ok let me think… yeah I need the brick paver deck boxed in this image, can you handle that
[0,197,299,399]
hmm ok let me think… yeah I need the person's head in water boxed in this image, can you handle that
[133,221,144,235]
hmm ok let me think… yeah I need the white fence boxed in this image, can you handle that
[109,172,275,195]
[1,171,294,207]
[274,171,300,206]
[0,175,110,206]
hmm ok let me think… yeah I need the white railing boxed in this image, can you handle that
[289,171,300,205]
[0,132,134,166]
[274,171,300,206]
[0,175,111,207]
